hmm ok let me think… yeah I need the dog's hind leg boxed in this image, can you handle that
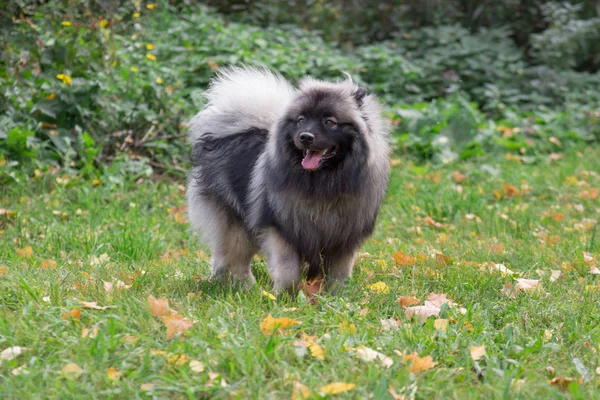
[262,228,301,295]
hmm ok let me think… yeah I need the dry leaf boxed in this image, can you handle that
[292,381,311,400]
[451,171,466,183]
[189,360,205,372]
[398,296,419,308]
[339,320,356,334]
[140,383,155,391]
[393,251,417,266]
[103,280,131,292]
[147,295,177,317]
[368,281,390,294]
[262,290,276,300]
[470,345,486,361]
[424,216,443,228]
[355,346,393,368]
[434,319,449,332]
[168,353,190,366]
[404,303,441,323]
[550,270,562,282]
[435,253,452,266]
[123,334,138,344]
[81,326,99,338]
[161,315,193,339]
[381,318,402,331]
[260,314,301,335]
[0,346,28,361]
[107,367,122,381]
[299,278,323,298]
[11,366,30,376]
[583,252,594,264]
[388,387,406,400]
[61,362,83,380]
[62,309,81,320]
[40,259,57,269]
[548,376,582,391]
[481,262,514,275]
[501,279,540,298]
[503,184,519,197]
[17,246,33,258]
[319,382,356,395]
[426,293,456,307]
[407,354,436,375]
[78,300,112,310]
[306,340,325,361]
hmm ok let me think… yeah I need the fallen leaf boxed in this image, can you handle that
[319,382,356,395]
[368,281,390,294]
[40,259,57,269]
[292,381,311,400]
[11,366,30,376]
[388,387,406,400]
[262,290,276,300]
[339,320,356,334]
[140,383,155,391]
[81,326,99,338]
[189,360,205,372]
[404,303,440,323]
[17,246,33,258]
[355,346,393,368]
[481,262,514,275]
[61,362,83,380]
[299,278,323,298]
[550,270,562,282]
[398,296,419,308]
[424,216,443,228]
[62,309,81,320]
[107,367,122,381]
[503,184,519,197]
[435,253,452,266]
[426,293,456,307]
[0,346,28,361]
[548,376,582,391]
[543,329,553,342]
[434,319,448,332]
[260,314,301,335]
[306,340,325,361]
[407,354,436,375]
[591,265,600,275]
[168,353,190,366]
[393,251,417,266]
[161,315,193,339]
[77,300,112,310]
[470,345,486,361]
[451,171,466,183]
[0,265,7,276]
[147,295,177,317]
[501,279,540,298]
[103,280,131,292]
[381,318,402,331]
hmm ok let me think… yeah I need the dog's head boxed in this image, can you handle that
[278,78,371,172]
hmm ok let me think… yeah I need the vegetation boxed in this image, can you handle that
[1,1,599,175]
[1,149,599,398]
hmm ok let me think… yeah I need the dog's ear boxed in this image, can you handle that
[353,87,368,107]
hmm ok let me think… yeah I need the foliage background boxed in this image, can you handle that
[1,0,599,179]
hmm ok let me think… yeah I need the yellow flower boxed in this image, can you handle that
[146,53,156,61]
[61,21,71,26]
[99,19,109,28]
[130,67,138,72]
[133,12,140,18]
[146,44,154,50]
[56,74,72,85]
[146,3,156,9]
[156,77,163,84]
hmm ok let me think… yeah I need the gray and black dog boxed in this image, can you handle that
[187,67,389,294]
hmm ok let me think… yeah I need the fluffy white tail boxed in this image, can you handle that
[189,67,296,142]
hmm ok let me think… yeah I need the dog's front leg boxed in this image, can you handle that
[324,251,356,294]
[262,228,301,296]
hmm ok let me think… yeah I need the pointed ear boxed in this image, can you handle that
[353,87,368,107]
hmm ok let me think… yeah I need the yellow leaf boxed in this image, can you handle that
[368,281,390,294]
[167,353,190,366]
[408,354,436,375]
[147,295,177,317]
[319,382,356,395]
[306,340,325,360]
[470,345,486,361]
[106,367,122,381]
[339,320,356,334]
[434,319,448,332]
[262,290,276,300]
[61,362,83,380]
[161,315,193,340]
[259,314,301,335]
[17,246,33,258]
[292,381,311,400]
[189,360,205,372]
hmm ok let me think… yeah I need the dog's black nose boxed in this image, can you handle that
[299,132,314,144]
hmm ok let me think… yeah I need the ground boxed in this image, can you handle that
[0,148,599,399]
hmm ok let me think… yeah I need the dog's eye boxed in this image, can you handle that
[297,116,305,125]
[324,118,337,127]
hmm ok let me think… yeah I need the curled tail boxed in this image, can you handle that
[189,67,296,142]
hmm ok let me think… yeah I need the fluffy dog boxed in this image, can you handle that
[187,67,389,294]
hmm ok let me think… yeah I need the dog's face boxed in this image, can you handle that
[280,87,367,171]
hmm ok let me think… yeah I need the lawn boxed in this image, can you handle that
[1,148,599,399]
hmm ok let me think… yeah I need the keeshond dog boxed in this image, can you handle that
[187,67,389,294]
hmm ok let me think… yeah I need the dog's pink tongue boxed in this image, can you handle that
[301,151,323,171]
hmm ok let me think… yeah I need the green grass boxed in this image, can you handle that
[1,149,599,399]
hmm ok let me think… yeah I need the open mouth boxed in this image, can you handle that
[301,145,338,171]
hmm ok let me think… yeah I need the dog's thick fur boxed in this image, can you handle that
[187,67,389,293]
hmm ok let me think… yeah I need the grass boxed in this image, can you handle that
[1,148,599,399]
